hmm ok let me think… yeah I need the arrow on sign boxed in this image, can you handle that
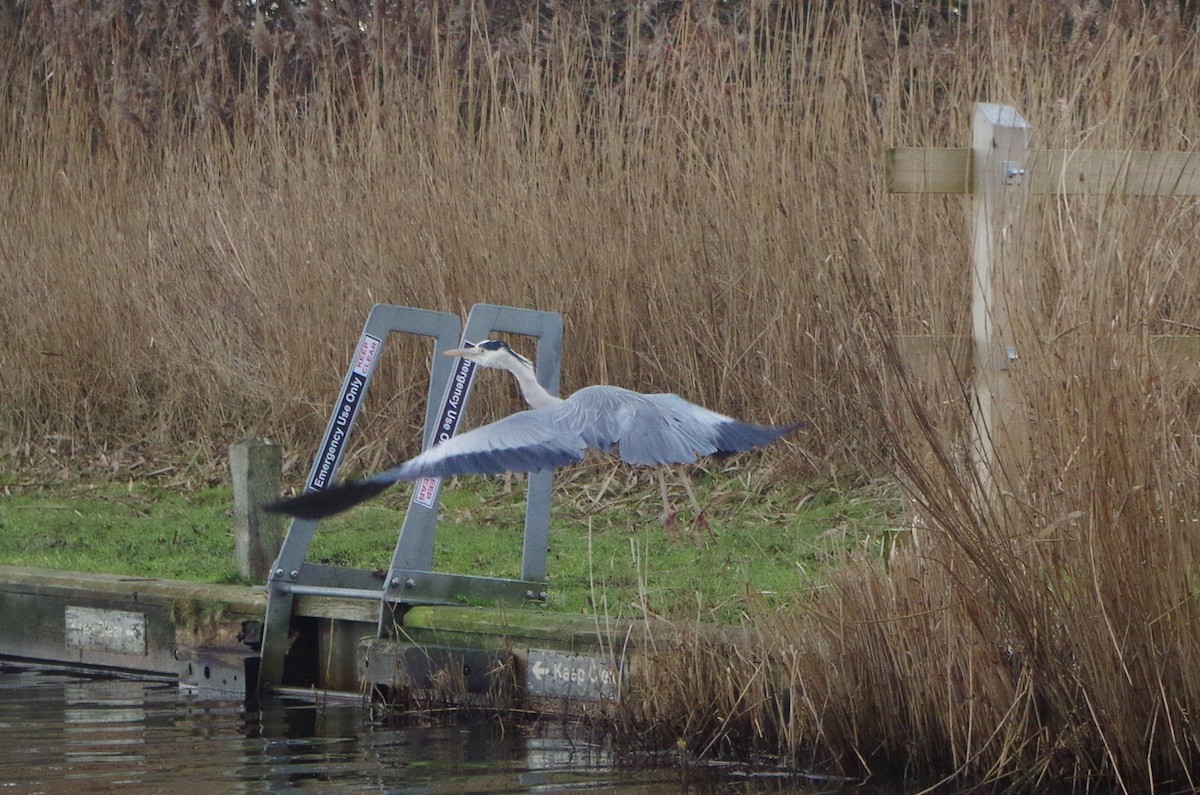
[530,659,549,680]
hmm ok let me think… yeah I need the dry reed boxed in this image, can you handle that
[6,1,1200,790]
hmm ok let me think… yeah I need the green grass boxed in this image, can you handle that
[0,466,904,623]
[0,482,239,582]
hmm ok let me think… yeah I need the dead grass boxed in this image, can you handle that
[6,0,1200,790]
[0,0,877,473]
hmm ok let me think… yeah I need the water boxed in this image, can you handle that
[0,664,868,794]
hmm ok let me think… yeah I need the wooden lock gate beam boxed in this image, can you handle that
[887,102,1200,487]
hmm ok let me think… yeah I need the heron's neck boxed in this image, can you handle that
[504,360,561,409]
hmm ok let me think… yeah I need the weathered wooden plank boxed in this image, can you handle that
[293,594,378,623]
[0,566,264,684]
[1035,150,1200,196]
[401,604,627,646]
[886,147,972,193]
[0,565,265,613]
[893,335,973,382]
[895,334,1200,384]
[1152,335,1200,382]
[887,147,1200,196]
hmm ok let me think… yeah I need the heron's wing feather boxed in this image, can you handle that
[709,416,802,455]
[559,391,796,470]
[268,408,586,520]
[266,479,394,520]
[384,407,587,480]
[612,394,720,464]
[561,388,796,466]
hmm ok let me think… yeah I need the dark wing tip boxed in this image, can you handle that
[712,420,807,458]
[266,479,394,520]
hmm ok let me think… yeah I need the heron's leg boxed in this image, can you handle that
[676,468,716,542]
[677,470,701,514]
[657,467,680,542]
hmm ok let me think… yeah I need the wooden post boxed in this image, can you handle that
[970,103,1032,488]
[886,106,1200,490]
[230,437,283,582]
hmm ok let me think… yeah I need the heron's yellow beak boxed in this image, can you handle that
[444,346,479,358]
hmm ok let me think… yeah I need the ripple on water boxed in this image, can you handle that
[0,665,875,794]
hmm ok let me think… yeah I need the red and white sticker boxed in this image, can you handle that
[414,476,440,508]
[352,334,382,377]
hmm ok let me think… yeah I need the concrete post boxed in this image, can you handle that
[230,437,283,582]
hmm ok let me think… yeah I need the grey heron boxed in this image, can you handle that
[269,339,800,522]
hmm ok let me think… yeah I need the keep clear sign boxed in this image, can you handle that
[525,649,622,701]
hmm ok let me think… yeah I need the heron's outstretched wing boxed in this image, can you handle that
[385,407,588,479]
[267,407,588,520]
[562,387,800,466]
[269,388,800,520]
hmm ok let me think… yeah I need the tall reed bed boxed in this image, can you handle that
[6,0,1200,789]
[2,0,885,472]
[604,4,1200,791]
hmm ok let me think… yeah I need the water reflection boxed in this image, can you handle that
[0,664,869,794]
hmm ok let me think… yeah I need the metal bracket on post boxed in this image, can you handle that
[257,304,462,692]
[380,303,564,615]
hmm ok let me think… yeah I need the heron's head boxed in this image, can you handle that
[444,339,534,371]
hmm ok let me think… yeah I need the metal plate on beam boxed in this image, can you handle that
[385,570,545,606]
[525,649,621,701]
[65,606,147,655]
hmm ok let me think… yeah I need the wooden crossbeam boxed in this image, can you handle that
[896,334,1200,385]
[889,104,1200,498]
[887,147,1200,196]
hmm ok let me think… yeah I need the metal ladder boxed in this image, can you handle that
[257,303,563,692]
